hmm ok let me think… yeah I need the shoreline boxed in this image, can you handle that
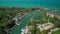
[0,6,60,9]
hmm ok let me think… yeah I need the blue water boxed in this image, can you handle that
[0,0,60,8]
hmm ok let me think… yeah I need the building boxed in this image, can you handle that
[37,22,54,31]
[21,26,29,34]
[46,10,60,19]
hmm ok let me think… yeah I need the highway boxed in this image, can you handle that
[10,10,43,34]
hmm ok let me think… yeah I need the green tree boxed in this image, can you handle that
[41,30,47,34]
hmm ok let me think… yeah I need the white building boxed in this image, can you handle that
[37,22,54,31]
[21,26,29,34]
[46,10,60,19]
[46,12,54,18]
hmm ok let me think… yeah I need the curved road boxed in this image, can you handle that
[10,10,43,34]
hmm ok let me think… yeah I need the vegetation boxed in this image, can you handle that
[42,12,60,28]
[52,29,60,34]
[46,16,60,27]
[28,19,41,34]
[0,7,60,34]
[0,7,41,34]
[41,30,47,34]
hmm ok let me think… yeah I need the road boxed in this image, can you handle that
[10,10,43,34]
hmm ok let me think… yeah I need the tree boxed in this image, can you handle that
[35,28,40,34]
[41,30,47,34]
